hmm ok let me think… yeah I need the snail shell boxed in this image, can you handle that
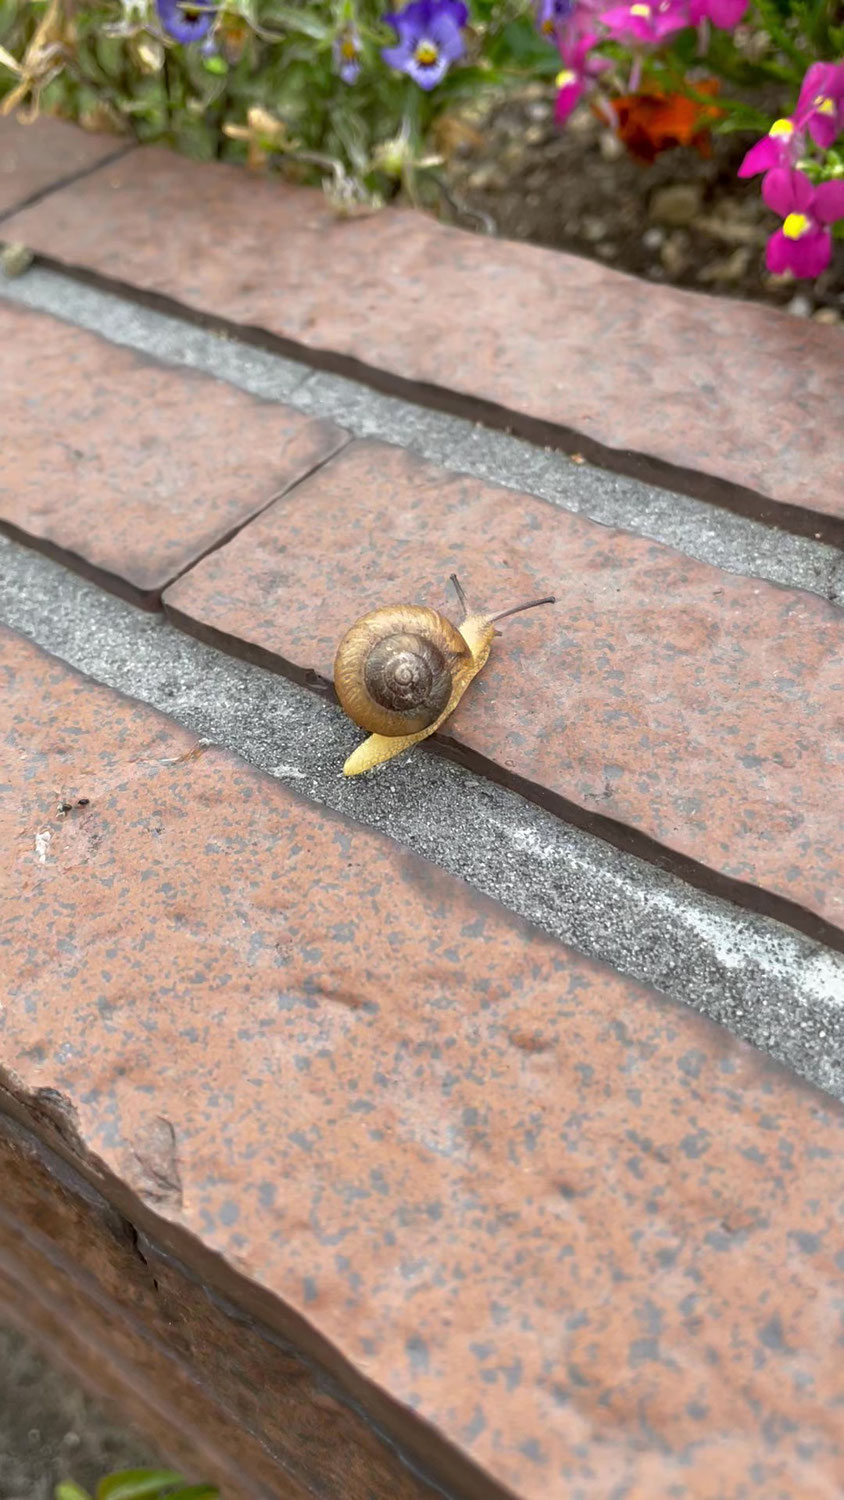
[333,604,472,738]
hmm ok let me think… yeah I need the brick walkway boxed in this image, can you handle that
[2,116,844,1500]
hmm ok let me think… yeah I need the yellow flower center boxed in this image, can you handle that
[414,39,439,66]
[555,68,576,87]
[630,4,651,14]
[341,37,358,58]
[814,94,835,116]
[542,17,555,30]
[783,212,810,240]
[769,117,794,138]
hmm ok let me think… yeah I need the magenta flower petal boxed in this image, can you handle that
[704,0,747,25]
[737,136,782,177]
[555,76,585,122]
[794,60,844,149]
[814,179,844,226]
[787,228,832,278]
[599,3,637,34]
[795,61,828,116]
[762,167,813,218]
[599,0,688,42]
[765,229,792,275]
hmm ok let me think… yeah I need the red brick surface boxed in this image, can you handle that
[4,144,843,536]
[3,625,844,1500]
[0,115,125,217]
[0,301,345,605]
[163,440,844,939]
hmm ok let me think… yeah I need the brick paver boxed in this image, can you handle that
[4,144,843,539]
[0,115,125,217]
[0,301,345,605]
[163,439,844,940]
[3,624,844,1500]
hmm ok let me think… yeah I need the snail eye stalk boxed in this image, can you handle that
[489,595,556,624]
[449,572,469,616]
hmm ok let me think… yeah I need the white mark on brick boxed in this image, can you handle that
[34,830,51,864]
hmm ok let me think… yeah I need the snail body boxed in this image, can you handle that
[334,577,554,776]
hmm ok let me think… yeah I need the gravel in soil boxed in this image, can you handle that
[441,85,844,322]
[0,1322,155,1500]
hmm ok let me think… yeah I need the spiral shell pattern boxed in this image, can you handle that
[333,604,471,737]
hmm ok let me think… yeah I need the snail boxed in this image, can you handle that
[334,574,555,776]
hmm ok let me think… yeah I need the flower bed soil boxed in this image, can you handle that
[442,83,844,321]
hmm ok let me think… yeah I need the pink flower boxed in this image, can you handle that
[793,61,844,150]
[688,0,747,26]
[738,116,802,179]
[554,30,610,123]
[600,0,688,44]
[763,167,844,279]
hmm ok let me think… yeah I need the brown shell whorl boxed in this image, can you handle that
[333,604,471,737]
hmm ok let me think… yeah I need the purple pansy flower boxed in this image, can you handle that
[334,24,363,83]
[688,0,747,26]
[600,0,688,45]
[763,167,844,279]
[156,0,216,43]
[793,61,844,150]
[737,117,801,180]
[535,0,575,39]
[554,32,610,123]
[381,0,468,90]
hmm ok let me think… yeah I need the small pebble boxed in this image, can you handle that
[581,216,606,242]
[467,165,505,191]
[786,293,813,317]
[649,183,703,227]
[599,130,624,161]
[1,242,33,279]
[697,246,751,284]
[660,233,690,277]
[642,226,664,250]
[813,307,841,325]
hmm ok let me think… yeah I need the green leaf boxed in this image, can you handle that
[55,1484,93,1500]
[96,1472,184,1500]
[263,6,331,41]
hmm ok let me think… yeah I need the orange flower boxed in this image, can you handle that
[604,79,723,163]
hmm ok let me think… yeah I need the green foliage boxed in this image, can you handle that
[0,0,548,210]
[53,1470,220,1500]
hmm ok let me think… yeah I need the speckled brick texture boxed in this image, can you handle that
[4,144,843,538]
[163,439,844,942]
[3,625,844,1500]
[0,300,345,605]
[0,115,125,217]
